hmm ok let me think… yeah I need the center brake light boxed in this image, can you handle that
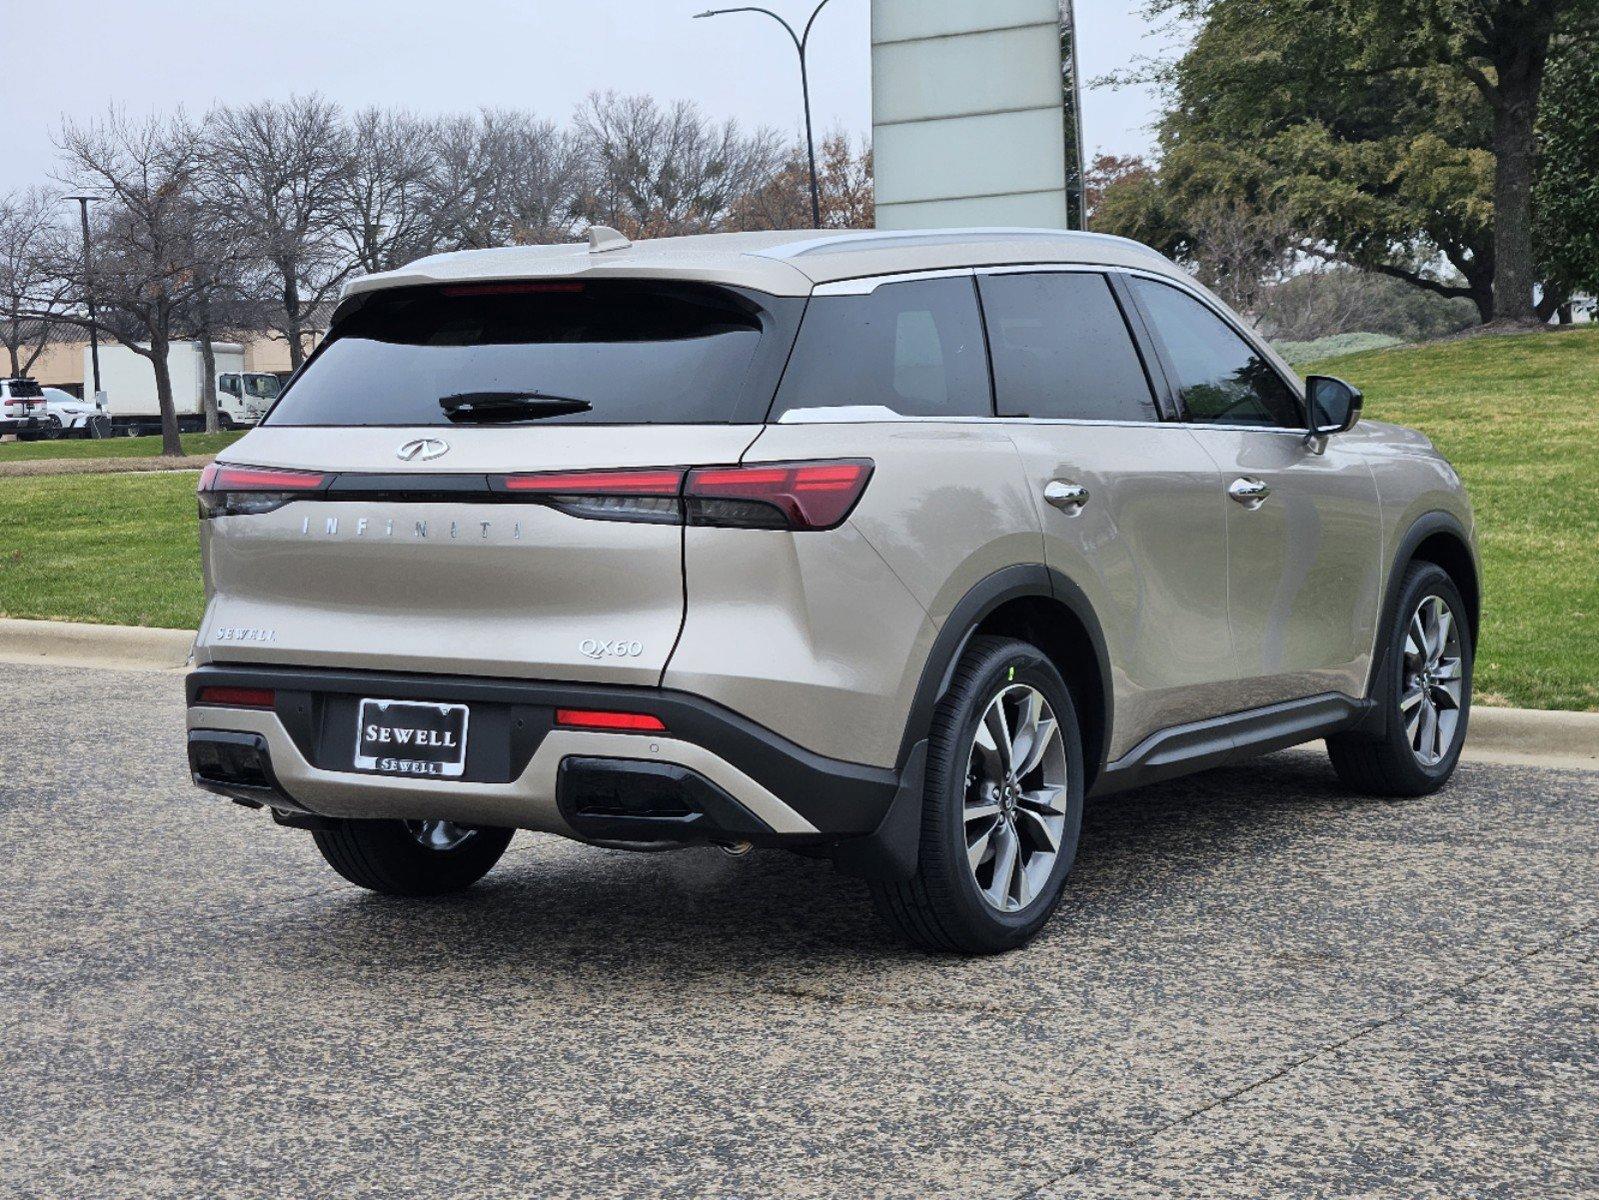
[496,460,873,531]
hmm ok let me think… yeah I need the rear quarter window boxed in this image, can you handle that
[267,280,800,427]
[770,276,992,420]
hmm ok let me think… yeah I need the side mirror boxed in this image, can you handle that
[1305,375,1362,437]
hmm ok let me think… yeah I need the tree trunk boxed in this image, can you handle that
[283,275,305,369]
[197,295,220,434]
[149,332,184,458]
[1489,5,1556,325]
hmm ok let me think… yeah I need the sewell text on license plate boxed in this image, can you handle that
[353,699,470,778]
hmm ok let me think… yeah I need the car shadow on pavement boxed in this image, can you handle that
[233,748,1376,986]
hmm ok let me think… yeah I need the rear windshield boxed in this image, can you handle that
[266,280,791,427]
[5,379,43,398]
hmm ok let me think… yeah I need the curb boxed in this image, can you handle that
[0,617,194,672]
[0,618,1594,769]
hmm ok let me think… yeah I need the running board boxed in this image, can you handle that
[1091,692,1371,796]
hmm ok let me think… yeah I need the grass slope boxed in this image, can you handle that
[1306,325,1599,711]
[0,328,1593,710]
[0,431,245,462]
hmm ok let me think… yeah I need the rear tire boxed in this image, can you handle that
[871,635,1085,955]
[312,819,513,896]
[1327,562,1472,796]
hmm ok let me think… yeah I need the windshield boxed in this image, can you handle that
[245,375,281,400]
[266,280,791,427]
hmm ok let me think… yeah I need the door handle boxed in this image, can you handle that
[1228,477,1271,507]
[1044,480,1090,514]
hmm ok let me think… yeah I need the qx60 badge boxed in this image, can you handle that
[396,437,450,462]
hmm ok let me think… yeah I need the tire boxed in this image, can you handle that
[1327,562,1472,796]
[312,819,513,896]
[86,414,112,439]
[871,635,1085,955]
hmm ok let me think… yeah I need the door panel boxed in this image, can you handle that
[1188,429,1384,707]
[1005,422,1235,759]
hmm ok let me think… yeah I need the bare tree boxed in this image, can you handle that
[426,109,584,250]
[1186,197,1298,323]
[0,187,73,379]
[50,110,210,455]
[727,132,873,231]
[204,95,351,368]
[337,107,443,273]
[573,93,786,237]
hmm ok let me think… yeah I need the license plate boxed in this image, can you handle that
[354,699,470,778]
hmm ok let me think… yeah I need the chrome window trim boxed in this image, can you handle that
[810,268,977,297]
[797,261,1309,433]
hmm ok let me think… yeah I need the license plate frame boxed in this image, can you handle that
[353,698,470,778]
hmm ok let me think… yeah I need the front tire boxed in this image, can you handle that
[1327,562,1472,796]
[871,636,1085,954]
[312,819,513,896]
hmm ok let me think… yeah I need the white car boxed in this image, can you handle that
[39,387,112,439]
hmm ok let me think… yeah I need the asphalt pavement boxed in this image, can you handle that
[2,661,1595,1199]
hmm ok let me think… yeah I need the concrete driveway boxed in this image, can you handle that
[2,661,1595,1199]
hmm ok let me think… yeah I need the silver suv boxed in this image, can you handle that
[186,228,1478,953]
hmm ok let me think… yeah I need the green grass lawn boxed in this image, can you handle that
[0,472,204,629]
[1306,325,1599,712]
[1,327,1594,710]
[0,430,245,461]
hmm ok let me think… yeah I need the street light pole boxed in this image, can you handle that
[695,1,835,229]
[63,195,101,397]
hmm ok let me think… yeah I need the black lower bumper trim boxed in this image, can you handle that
[557,756,771,845]
[187,663,902,837]
[188,729,306,811]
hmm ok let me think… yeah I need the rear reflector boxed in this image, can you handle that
[685,460,873,530]
[195,686,277,709]
[556,708,668,733]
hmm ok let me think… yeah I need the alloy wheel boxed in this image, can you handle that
[963,683,1070,912]
[405,819,478,852]
[1402,593,1464,766]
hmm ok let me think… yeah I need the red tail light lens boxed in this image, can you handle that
[195,686,277,709]
[497,468,686,525]
[198,463,329,518]
[685,460,874,530]
[556,708,668,733]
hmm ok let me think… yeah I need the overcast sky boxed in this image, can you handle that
[0,1,1186,196]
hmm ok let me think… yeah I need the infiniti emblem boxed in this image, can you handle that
[397,437,450,462]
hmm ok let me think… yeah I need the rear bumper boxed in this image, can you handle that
[0,415,40,433]
[186,664,918,860]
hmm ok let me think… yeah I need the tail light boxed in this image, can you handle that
[685,460,873,531]
[497,468,685,525]
[556,708,668,733]
[198,463,328,518]
[195,686,277,709]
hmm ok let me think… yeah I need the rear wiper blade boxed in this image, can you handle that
[439,391,593,423]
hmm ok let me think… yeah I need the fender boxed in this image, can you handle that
[893,563,1113,781]
[1357,510,1479,736]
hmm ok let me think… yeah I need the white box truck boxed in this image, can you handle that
[86,342,282,436]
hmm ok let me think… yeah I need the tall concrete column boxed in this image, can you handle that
[872,0,1080,230]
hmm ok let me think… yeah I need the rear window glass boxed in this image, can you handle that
[5,379,43,398]
[267,281,785,427]
[770,276,991,420]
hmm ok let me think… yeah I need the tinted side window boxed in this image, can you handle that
[979,272,1157,421]
[771,277,990,419]
[1130,278,1302,428]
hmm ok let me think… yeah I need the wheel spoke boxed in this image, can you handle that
[1406,611,1427,663]
[1400,682,1426,713]
[978,698,1015,775]
[984,820,1020,908]
[967,817,999,874]
[964,801,1001,823]
[1018,784,1068,815]
[1016,806,1063,853]
[1433,607,1454,665]
[1013,716,1059,781]
[1416,701,1438,761]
